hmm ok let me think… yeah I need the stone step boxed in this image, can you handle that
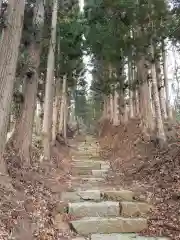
[61,189,138,202]
[77,149,99,154]
[61,190,101,202]
[71,237,87,240]
[70,181,105,190]
[80,177,105,182]
[70,217,147,235]
[68,201,120,217]
[91,233,137,240]
[72,166,96,175]
[103,190,135,201]
[68,200,151,218]
[91,234,169,240]
[73,161,101,169]
[72,238,87,240]
[71,177,105,185]
[92,169,108,178]
[72,160,110,169]
[120,201,152,217]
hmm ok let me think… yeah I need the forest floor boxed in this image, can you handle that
[99,119,180,240]
[0,137,76,240]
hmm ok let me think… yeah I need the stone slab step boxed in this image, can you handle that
[91,234,169,240]
[72,166,94,175]
[103,190,135,201]
[73,160,108,167]
[120,202,152,217]
[73,160,110,170]
[91,234,137,240]
[92,169,108,177]
[72,238,88,240]
[70,217,147,235]
[61,190,101,202]
[73,162,101,169]
[71,177,104,184]
[76,150,99,155]
[69,201,120,217]
[81,177,104,182]
[72,238,87,240]
[71,182,105,190]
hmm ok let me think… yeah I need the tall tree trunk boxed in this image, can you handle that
[155,58,167,120]
[151,45,166,147]
[162,41,172,120]
[148,80,155,120]
[59,75,66,133]
[128,60,134,119]
[63,91,67,140]
[110,93,114,123]
[0,0,25,174]
[137,56,154,134]
[42,0,58,159]
[124,101,129,123]
[113,90,119,126]
[12,0,45,164]
[106,96,111,120]
[102,97,107,119]
[119,89,125,124]
[35,101,43,135]
[52,78,61,142]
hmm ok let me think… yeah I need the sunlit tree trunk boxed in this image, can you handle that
[155,58,167,120]
[35,101,43,135]
[162,41,172,120]
[128,60,134,118]
[151,45,166,147]
[42,0,58,159]
[0,0,25,174]
[113,90,119,126]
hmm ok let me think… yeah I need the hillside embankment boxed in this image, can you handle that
[99,119,180,240]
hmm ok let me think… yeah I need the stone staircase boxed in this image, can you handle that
[59,136,169,240]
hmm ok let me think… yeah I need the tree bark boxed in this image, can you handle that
[162,41,172,120]
[110,93,114,123]
[155,58,167,120]
[0,0,25,174]
[124,101,129,123]
[12,0,45,164]
[119,89,125,124]
[151,45,166,147]
[137,56,154,133]
[63,91,67,140]
[52,78,61,142]
[59,75,66,133]
[35,101,43,135]
[102,97,107,119]
[42,0,58,160]
[113,90,119,126]
[128,60,134,119]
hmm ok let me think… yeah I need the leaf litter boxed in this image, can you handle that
[99,119,180,240]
